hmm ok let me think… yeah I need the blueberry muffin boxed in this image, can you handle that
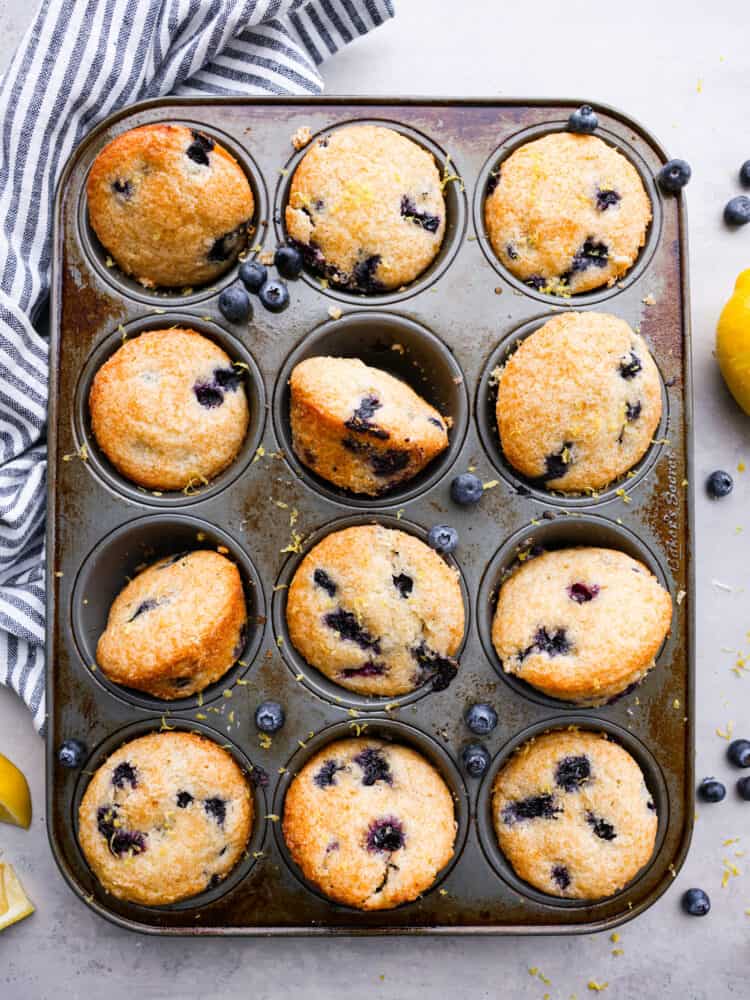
[289,356,450,495]
[78,732,253,905]
[87,124,254,288]
[484,133,651,295]
[96,550,247,699]
[285,125,446,292]
[492,731,657,900]
[491,547,672,704]
[286,525,464,696]
[282,738,456,909]
[495,312,662,491]
[89,328,249,491]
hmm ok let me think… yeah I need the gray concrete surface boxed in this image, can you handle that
[1,2,749,998]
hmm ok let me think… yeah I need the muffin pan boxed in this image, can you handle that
[47,98,693,935]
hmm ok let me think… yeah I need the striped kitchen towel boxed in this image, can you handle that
[0,0,394,734]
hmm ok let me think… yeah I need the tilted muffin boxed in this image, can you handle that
[495,312,662,491]
[78,732,253,905]
[289,356,450,495]
[484,133,651,295]
[285,124,446,292]
[96,550,247,700]
[286,525,464,697]
[491,547,672,704]
[89,328,249,491]
[492,731,657,900]
[283,738,456,909]
[87,123,254,287]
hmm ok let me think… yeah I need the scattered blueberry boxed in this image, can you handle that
[465,703,498,736]
[725,195,750,227]
[682,887,710,916]
[255,700,285,733]
[462,743,491,777]
[274,245,303,279]
[58,738,86,769]
[427,525,458,554]
[740,161,750,188]
[727,738,750,768]
[736,776,750,800]
[706,470,733,499]
[657,159,692,193]
[258,279,290,312]
[450,472,483,505]
[239,260,267,292]
[567,105,598,134]
[698,777,726,803]
[218,284,251,323]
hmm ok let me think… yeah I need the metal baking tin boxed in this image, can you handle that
[47,97,694,935]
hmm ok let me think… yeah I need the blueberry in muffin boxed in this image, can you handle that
[491,546,672,704]
[495,312,662,492]
[89,328,249,491]
[484,133,651,295]
[78,732,253,905]
[87,124,254,288]
[289,356,449,495]
[285,125,446,292]
[492,731,657,899]
[96,550,247,699]
[285,525,464,697]
[282,738,456,909]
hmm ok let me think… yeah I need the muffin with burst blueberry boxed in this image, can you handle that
[286,525,464,697]
[89,328,249,491]
[285,124,446,292]
[492,730,657,900]
[495,311,661,492]
[96,550,247,699]
[289,356,450,495]
[491,546,672,704]
[283,738,456,909]
[87,124,254,288]
[484,133,651,294]
[78,731,252,905]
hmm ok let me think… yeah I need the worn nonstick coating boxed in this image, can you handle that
[47,97,693,935]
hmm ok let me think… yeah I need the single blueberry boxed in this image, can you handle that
[218,284,252,323]
[724,196,750,226]
[110,829,147,857]
[351,254,383,293]
[203,797,227,825]
[239,260,267,292]
[619,351,642,379]
[698,777,726,803]
[586,811,617,840]
[369,448,410,476]
[737,776,750,800]
[658,159,692,193]
[274,245,304,279]
[128,598,158,622]
[568,582,600,604]
[367,817,404,853]
[207,227,244,263]
[340,661,387,679]
[596,188,621,211]
[399,195,441,233]
[96,805,118,841]
[313,567,337,597]
[727,738,750,767]
[392,572,413,598]
[569,239,609,273]
[324,608,381,652]
[194,382,224,408]
[112,761,137,789]
[462,743,491,777]
[344,395,388,437]
[58,738,86,769]
[465,703,498,736]
[451,472,483,505]
[567,105,598,134]
[543,443,573,481]
[258,279,290,312]
[213,367,243,392]
[530,626,571,657]
[112,178,132,198]
[555,755,591,792]
[502,793,562,824]
[411,641,459,691]
[682,887,710,916]
[427,525,458,554]
[551,864,571,891]
[706,470,733,499]
[176,790,194,808]
[354,748,392,787]
[314,759,344,788]
[185,130,214,166]
[740,161,750,188]
[255,700,285,734]
[626,400,642,422]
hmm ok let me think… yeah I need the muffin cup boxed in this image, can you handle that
[71,514,266,711]
[73,313,266,507]
[272,717,469,910]
[475,716,669,909]
[476,513,674,709]
[272,310,469,508]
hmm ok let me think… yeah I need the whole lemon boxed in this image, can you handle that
[717,269,750,415]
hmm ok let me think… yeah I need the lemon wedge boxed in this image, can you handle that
[0,864,34,931]
[0,752,32,829]
[717,269,750,415]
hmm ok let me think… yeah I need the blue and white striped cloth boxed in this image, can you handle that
[0,0,394,734]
